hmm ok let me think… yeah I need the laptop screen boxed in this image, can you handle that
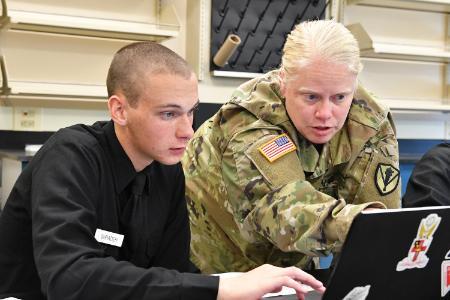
[320,206,450,300]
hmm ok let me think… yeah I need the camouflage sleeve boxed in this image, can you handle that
[221,128,389,257]
[345,111,401,209]
[321,111,401,243]
[243,179,379,256]
[184,108,400,264]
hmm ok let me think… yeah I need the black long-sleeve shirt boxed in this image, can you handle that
[402,143,450,207]
[0,121,218,299]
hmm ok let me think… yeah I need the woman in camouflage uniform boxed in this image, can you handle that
[182,20,401,275]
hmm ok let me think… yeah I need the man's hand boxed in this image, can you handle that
[217,264,325,300]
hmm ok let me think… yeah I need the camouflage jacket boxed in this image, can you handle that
[182,70,401,274]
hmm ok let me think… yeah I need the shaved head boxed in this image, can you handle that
[106,42,193,107]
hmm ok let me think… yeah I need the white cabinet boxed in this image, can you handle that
[347,0,450,13]
[0,0,180,41]
[0,30,125,109]
[346,22,450,63]
[339,0,450,139]
[0,0,180,108]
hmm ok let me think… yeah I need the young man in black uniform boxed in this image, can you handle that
[402,142,450,207]
[0,42,325,299]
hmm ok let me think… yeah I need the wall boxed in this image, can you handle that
[0,0,189,131]
[344,4,450,140]
[1,0,448,140]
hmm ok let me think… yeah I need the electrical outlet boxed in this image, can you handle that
[13,107,42,131]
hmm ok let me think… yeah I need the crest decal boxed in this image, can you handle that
[396,213,441,271]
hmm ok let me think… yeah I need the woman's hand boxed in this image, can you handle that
[217,264,325,300]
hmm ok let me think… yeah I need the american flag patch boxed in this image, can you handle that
[258,134,297,163]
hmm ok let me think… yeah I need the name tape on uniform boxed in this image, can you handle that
[95,228,124,247]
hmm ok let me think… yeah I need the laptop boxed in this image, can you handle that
[302,206,450,300]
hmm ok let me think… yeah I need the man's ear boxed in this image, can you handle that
[108,95,128,126]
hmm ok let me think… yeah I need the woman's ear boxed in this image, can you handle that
[108,95,128,126]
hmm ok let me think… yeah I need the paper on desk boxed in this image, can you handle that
[214,272,313,298]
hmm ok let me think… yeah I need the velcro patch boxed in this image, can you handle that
[258,133,296,163]
[375,163,400,196]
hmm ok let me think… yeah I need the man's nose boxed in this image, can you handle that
[177,115,194,140]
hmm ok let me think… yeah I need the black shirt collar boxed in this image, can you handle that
[103,121,137,194]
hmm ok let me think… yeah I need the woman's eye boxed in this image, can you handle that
[305,94,317,101]
[333,94,346,102]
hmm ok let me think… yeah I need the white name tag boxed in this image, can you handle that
[95,228,124,247]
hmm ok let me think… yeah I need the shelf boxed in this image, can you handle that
[0,53,107,109]
[381,98,450,113]
[347,0,450,13]
[0,94,107,109]
[0,1,179,108]
[0,63,107,109]
[347,23,450,63]
[0,28,130,109]
[5,81,106,98]
[0,0,180,41]
[0,81,107,109]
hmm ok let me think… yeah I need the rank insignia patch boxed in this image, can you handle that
[258,133,297,163]
[375,163,400,196]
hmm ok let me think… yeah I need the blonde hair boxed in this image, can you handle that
[281,19,362,78]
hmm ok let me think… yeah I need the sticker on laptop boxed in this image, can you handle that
[445,250,450,260]
[442,261,450,297]
[396,213,441,271]
[343,285,371,300]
